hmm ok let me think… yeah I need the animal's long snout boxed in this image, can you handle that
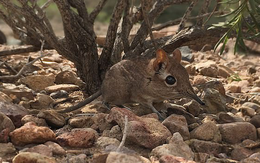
[187,90,205,105]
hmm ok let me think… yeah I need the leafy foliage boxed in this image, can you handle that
[212,0,260,54]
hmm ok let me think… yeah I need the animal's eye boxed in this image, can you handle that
[165,75,176,85]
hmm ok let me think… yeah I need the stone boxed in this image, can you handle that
[69,116,94,128]
[92,113,112,132]
[183,100,202,116]
[37,110,66,128]
[242,102,260,110]
[107,125,123,141]
[0,143,16,157]
[250,115,260,128]
[162,114,190,140]
[106,152,151,163]
[217,112,244,124]
[218,122,257,144]
[231,146,254,161]
[240,152,260,163]
[185,64,196,75]
[151,132,194,160]
[0,91,12,102]
[195,61,218,77]
[248,66,257,74]
[240,106,256,117]
[250,87,260,93]
[188,139,223,155]
[24,144,53,157]
[203,88,226,114]
[9,122,56,146]
[56,128,98,148]
[29,94,54,109]
[68,154,87,163]
[96,137,120,148]
[193,75,208,85]
[225,83,241,93]
[218,65,233,78]
[159,155,196,163]
[107,107,171,149]
[55,70,84,87]
[0,112,15,132]
[50,90,69,99]
[19,74,55,91]
[45,84,79,94]
[180,46,194,62]
[44,141,66,156]
[0,83,34,101]
[12,152,56,163]
[167,104,196,124]
[190,121,221,142]
[0,102,28,127]
[21,115,48,126]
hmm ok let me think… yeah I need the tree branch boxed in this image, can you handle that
[89,0,108,23]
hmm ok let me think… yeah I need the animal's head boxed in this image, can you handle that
[146,48,204,105]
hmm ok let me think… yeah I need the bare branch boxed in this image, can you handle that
[89,0,108,23]
[0,45,41,57]
[178,0,198,31]
[197,0,211,27]
[99,0,126,73]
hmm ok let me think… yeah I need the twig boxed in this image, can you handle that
[116,115,128,152]
[0,45,40,57]
[178,0,198,31]
[0,52,50,80]
[89,0,108,23]
[196,0,211,27]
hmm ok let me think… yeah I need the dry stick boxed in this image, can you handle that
[0,46,40,57]
[203,1,219,26]
[178,0,198,32]
[116,115,128,152]
[196,0,211,27]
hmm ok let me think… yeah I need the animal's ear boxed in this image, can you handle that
[153,49,169,72]
[172,49,182,63]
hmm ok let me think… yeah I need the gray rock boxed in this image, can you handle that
[203,88,226,114]
[44,141,66,156]
[151,132,194,161]
[0,143,16,157]
[167,104,196,124]
[23,144,53,157]
[0,111,15,132]
[162,114,190,140]
[250,114,260,128]
[188,139,223,155]
[96,137,120,148]
[183,100,202,117]
[218,122,257,144]
[242,102,260,110]
[21,115,47,126]
[231,146,253,161]
[179,46,194,62]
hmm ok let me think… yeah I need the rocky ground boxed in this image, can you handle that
[0,38,260,163]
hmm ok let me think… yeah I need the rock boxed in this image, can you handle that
[107,107,171,149]
[167,104,196,124]
[218,122,257,144]
[45,84,79,94]
[37,110,66,128]
[159,155,196,163]
[106,152,151,163]
[240,152,260,163]
[19,74,55,91]
[218,65,234,78]
[12,152,56,163]
[250,87,260,93]
[69,116,94,128]
[162,114,190,140]
[180,46,194,62]
[92,113,112,132]
[188,139,223,155]
[193,75,208,85]
[29,94,54,109]
[0,128,10,143]
[107,125,123,141]
[248,66,257,74]
[56,128,98,148]
[0,83,34,100]
[68,154,87,163]
[55,70,84,87]
[195,61,218,77]
[242,102,260,110]
[96,137,120,148]
[24,144,53,157]
[151,132,194,160]
[250,115,260,128]
[203,88,226,114]
[231,146,254,161]
[240,106,256,117]
[190,121,221,142]
[185,64,196,75]
[21,115,48,126]
[44,141,66,156]
[183,100,202,116]
[0,112,15,132]
[217,112,244,124]
[0,102,29,127]
[9,122,56,146]
[0,91,12,102]
[225,83,241,93]
[0,143,16,157]
[50,90,69,99]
